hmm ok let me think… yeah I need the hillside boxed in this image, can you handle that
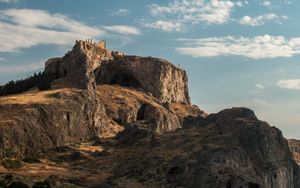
[0,40,299,188]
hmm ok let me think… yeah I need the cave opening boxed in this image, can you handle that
[137,104,147,121]
[109,73,140,88]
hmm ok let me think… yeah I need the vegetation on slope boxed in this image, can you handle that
[0,72,55,96]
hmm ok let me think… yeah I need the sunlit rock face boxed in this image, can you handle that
[95,55,191,104]
[288,139,300,166]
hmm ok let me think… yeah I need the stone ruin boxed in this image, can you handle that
[45,40,191,104]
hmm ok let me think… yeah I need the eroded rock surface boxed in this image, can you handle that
[288,139,300,165]
[115,108,300,188]
[95,56,190,104]
[2,107,297,188]
[0,89,121,158]
[96,85,204,134]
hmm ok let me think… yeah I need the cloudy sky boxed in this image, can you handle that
[0,0,300,138]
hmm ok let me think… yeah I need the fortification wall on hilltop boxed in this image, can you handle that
[45,40,191,104]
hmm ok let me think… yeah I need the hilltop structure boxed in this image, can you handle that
[45,39,190,104]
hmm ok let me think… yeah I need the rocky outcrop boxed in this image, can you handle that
[46,40,190,104]
[0,89,121,158]
[45,40,105,91]
[95,56,190,104]
[115,108,300,188]
[288,139,300,165]
[0,40,123,158]
[96,85,204,134]
[0,40,198,158]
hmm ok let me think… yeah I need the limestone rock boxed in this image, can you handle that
[288,139,300,165]
[0,89,121,158]
[95,56,191,104]
[96,85,186,134]
[46,40,190,104]
[115,107,300,188]
[45,40,111,92]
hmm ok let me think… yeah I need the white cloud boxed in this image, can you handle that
[277,79,300,90]
[112,9,130,16]
[0,57,6,62]
[143,20,183,32]
[146,0,239,32]
[102,25,141,35]
[240,13,288,26]
[0,61,43,74]
[0,9,141,53]
[176,35,300,59]
[0,0,19,3]
[262,1,272,7]
[256,84,265,89]
[236,1,249,7]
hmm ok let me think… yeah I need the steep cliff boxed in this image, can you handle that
[95,56,191,104]
[0,88,121,158]
[46,40,191,104]
[288,139,300,165]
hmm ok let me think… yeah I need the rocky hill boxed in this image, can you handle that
[0,40,299,188]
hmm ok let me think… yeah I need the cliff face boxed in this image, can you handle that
[46,40,191,104]
[0,89,121,158]
[288,139,300,165]
[95,56,191,104]
[45,40,105,91]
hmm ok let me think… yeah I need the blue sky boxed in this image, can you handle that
[0,0,300,138]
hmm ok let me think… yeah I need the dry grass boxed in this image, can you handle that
[96,85,160,109]
[96,84,163,123]
[79,142,103,153]
[0,88,78,105]
[170,103,207,120]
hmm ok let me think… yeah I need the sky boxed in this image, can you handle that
[0,0,300,139]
